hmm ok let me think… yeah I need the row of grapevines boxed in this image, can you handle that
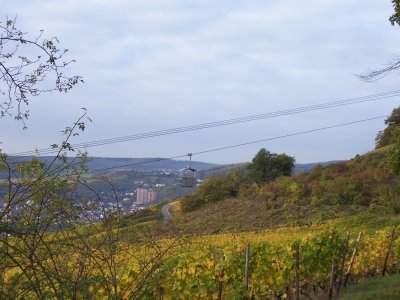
[134,226,399,299]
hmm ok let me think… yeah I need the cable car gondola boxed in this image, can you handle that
[181,153,197,188]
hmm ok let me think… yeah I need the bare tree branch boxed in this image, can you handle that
[0,17,82,128]
[358,57,400,82]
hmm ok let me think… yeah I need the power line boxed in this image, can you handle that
[9,90,400,157]
[91,115,386,173]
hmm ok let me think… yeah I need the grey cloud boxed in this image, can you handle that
[1,0,399,164]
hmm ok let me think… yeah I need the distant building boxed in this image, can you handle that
[136,188,157,204]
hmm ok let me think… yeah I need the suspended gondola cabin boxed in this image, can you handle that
[181,167,197,187]
[181,153,197,187]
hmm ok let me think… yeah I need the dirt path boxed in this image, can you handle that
[161,202,177,224]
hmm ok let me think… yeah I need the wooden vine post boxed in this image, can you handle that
[218,254,225,300]
[343,231,362,287]
[398,260,400,274]
[337,231,350,294]
[295,242,300,300]
[382,227,396,277]
[158,287,163,300]
[244,243,250,299]
[328,258,336,299]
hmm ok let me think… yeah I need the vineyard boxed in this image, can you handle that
[2,6,400,299]
[3,223,399,299]
[135,226,400,299]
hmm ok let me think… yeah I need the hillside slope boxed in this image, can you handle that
[160,148,400,235]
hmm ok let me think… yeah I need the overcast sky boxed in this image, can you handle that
[2,0,400,164]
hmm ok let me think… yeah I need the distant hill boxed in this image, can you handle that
[5,156,219,173]
[294,160,343,173]
[5,156,340,176]
[197,161,342,180]
[197,163,246,179]
[0,156,219,202]
[85,157,219,172]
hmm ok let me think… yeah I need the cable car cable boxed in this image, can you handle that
[8,90,400,158]
[90,115,386,173]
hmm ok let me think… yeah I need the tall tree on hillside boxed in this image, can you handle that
[248,148,295,183]
[375,106,400,148]
[386,128,400,174]
[374,106,400,175]
[381,107,400,174]
[390,1,400,26]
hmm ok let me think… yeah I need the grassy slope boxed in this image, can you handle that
[151,147,400,236]
[339,274,400,300]
[163,200,400,235]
